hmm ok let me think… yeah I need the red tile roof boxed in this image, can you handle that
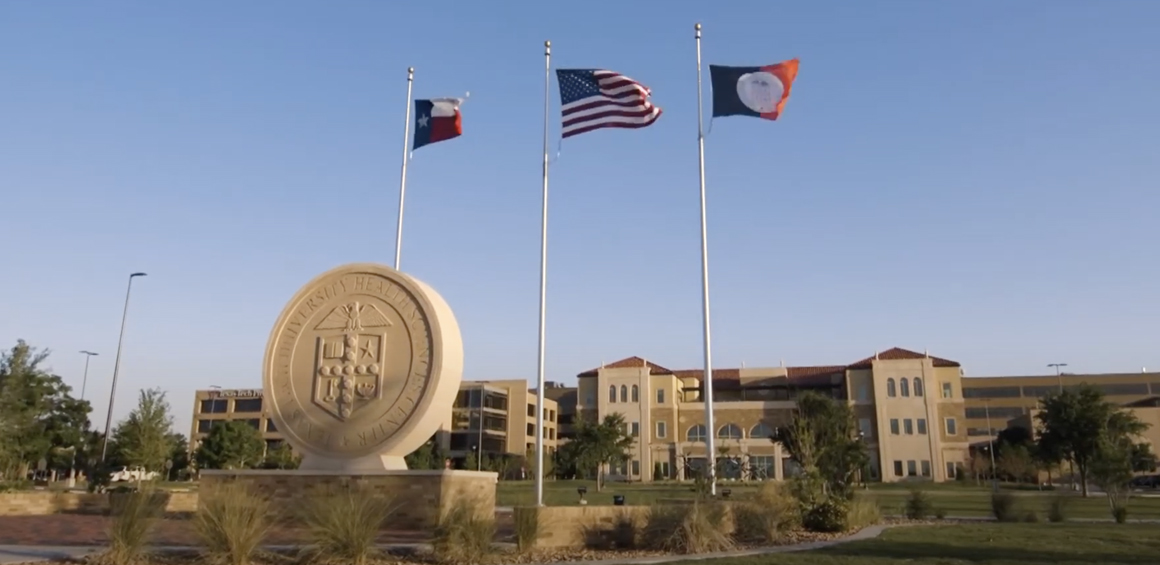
[846,347,960,369]
[576,356,675,378]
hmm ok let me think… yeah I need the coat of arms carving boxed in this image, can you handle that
[312,301,392,420]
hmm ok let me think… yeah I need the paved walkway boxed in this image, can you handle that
[0,527,891,565]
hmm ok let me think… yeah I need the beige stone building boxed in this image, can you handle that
[573,347,970,483]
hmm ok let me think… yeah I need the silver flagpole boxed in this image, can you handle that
[534,40,551,508]
[694,23,717,496]
[394,67,415,270]
[533,39,552,508]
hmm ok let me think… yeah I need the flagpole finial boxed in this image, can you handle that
[544,40,550,51]
[695,23,702,37]
[407,67,414,80]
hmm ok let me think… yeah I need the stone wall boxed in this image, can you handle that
[199,469,497,529]
[524,503,740,549]
[0,491,198,516]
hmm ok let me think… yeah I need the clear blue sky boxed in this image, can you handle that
[3,1,1158,436]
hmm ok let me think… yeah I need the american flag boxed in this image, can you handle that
[556,69,662,138]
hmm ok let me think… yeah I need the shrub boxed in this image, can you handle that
[432,497,495,564]
[732,483,798,542]
[105,489,164,565]
[802,499,848,533]
[990,492,1019,522]
[642,502,733,554]
[846,495,881,530]
[1047,494,1070,523]
[301,487,395,565]
[194,482,272,565]
[904,487,933,520]
[1113,505,1129,524]
[513,506,540,552]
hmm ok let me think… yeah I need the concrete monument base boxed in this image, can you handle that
[199,469,498,529]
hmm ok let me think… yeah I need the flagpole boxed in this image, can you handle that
[394,67,415,270]
[694,22,717,496]
[534,39,551,508]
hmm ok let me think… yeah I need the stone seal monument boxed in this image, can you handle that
[262,262,463,472]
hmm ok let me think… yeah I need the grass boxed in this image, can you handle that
[300,487,395,565]
[496,480,1160,519]
[194,483,271,565]
[698,523,1160,564]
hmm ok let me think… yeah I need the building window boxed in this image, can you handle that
[549,429,556,440]
[609,385,616,403]
[889,419,900,435]
[907,460,917,476]
[856,382,870,401]
[620,385,628,403]
[750,455,775,479]
[659,461,671,478]
[528,404,535,417]
[942,382,953,399]
[245,419,261,430]
[717,424,742,440]
[913,378,924,397]
[751,422,774,439]
[657,388,665,404]
[265,419,277,432]
[921,460,931,477]
[887,379,897,397]
[549,410,555,422]
[687,424,706,442]
[200,399,228,414]
[917,419,927,435]
[656,421,667,438]
[527,423,535,436]
[858,418,873,438]
[631,460,640,476]
[631,422,640,437]
[904,419,914,435]
[196,419,214,433]
[893,460,904,477]
[234,398,262,412]
[945,418,958,436]
[631,385,639,403]
[900,378,910,397]
[946,462,960,480]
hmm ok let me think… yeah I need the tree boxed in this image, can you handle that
[997,444,1036,484]
[110,388,175,474]
[569,413,634,492]
[168,433,191,480]
[194,420,264,470]
[0,341,91,478]
[524,446,554,480]
[1131,442,1158,473]
[773,391,868,501]
[1036,385,1148,497]
[1090,436,1135,515]
[405,436,440,470]
[260,443,301,470]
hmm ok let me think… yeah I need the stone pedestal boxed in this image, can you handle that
[199,469,497,529]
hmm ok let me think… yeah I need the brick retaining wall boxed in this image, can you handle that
[0,491,198,516]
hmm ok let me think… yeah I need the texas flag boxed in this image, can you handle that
[413,98,464,150]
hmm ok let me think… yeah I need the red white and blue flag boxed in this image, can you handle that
[556,69,662,138]
[413,98,464,150]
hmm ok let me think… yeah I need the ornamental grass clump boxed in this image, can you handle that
[301,486,396,565]
[194,482,272,565]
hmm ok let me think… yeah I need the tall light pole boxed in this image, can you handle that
[100,272,147,463]
[984,400,998,492]
[1048,363,1067,393]
[79,351,99,400]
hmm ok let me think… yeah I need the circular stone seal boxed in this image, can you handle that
[262,263,463,471]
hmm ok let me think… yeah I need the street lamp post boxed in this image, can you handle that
[79,351,99,401]
[1048,363,1068,393]
[100,272,147,463]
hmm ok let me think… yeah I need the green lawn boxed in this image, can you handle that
[496,480,1160,520]
[707,523,1160,564]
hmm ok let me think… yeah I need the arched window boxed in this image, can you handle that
[913,377,924,397]
[609,385,617,403]
[631,385,639,403]
[751,422,774,439]
[900,378,910,397]
[717,424,743,440]
[887,378,897,397]
[687,424,706,442]
[620,385,628,403]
